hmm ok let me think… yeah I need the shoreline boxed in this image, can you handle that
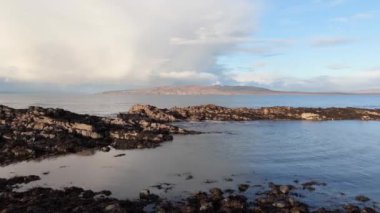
[1,104,380,211]
[0,175,378,212]
[1,104,380,165]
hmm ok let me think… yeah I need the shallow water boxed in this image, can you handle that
[1,121,379,207]
[1,94,380,208]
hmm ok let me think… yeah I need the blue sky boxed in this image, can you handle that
[220,0,380,91]
[0,0,379,92]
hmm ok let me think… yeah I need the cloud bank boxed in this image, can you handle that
[0,0,258,86]
[232,68,380,92]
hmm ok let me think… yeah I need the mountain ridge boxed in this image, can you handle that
[100,85,380,95]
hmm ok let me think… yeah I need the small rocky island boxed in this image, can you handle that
[1,104,379,212]
[1,104,380,165]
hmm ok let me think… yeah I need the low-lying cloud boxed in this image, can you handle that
[0,0,258,87]
[232,68,380,92]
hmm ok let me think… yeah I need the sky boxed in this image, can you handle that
[0,0,379,92]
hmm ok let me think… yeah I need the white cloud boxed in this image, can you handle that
[0,0,259,86]
[159,71,217,81]
[232,69,380,92]
[232,71,278,85]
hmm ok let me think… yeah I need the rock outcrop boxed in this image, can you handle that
[129,104,380,122]
[1,104,379,165]
[0,176,377,213]
[0,105,193,165]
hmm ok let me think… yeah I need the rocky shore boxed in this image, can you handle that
[0,175,377,212]
[0,105,193,165]
[1,104,380,212]
[1,104,380,165]
[129,104,380,122]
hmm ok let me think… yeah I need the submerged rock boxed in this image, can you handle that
[355,195,370,202]
[0,175,40,191]
[238,183,250,192]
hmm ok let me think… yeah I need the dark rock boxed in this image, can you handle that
[204,179,217,184]
[209,188,223,201]
[114,153,126,157]
[224,177,233,182]
[0,104,193,165]
[128,104,380,122]
[344,204,361,212]
[0,176,377,213]
[272,200,288,208]
[238,183,250,192]
[221,195,247,211]
[361,207,377,213]
[279,185,291,194]
[101,146,111,152]
[355,195,370,202]
[301,180,326,191]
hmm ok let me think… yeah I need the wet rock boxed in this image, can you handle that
[128,104,380,122]
[272,200,288,208]
[224,189,235,194]
[279,185,291,194]
[0,105,193,165]
[224,177,233,182]
[139,189,151,199]
[355,195,370,202]
[0,175,40,191]
[101,146,111,152]
[104,203,124,212]
[344,204,361,212]
[199,200,213,211]
[150,183,174,193]
[301,180,326,191]
[204,179,217,184]
[0,185,143,212]
[0,176,378,213]
[290,206,309,213]
[209,188,223,201]
[221,195,247,211]
[361,207,377,213]
[238,183,250,192]
[139,189,159,202]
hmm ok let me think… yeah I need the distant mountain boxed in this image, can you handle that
[101,85,380,96]
[101,85,278,95]
[354,88,380,94]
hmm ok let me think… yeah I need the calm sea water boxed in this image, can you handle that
[0,94,380,208]
[1,93,380,115]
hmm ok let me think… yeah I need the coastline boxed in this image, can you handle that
[1,104,379,212]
